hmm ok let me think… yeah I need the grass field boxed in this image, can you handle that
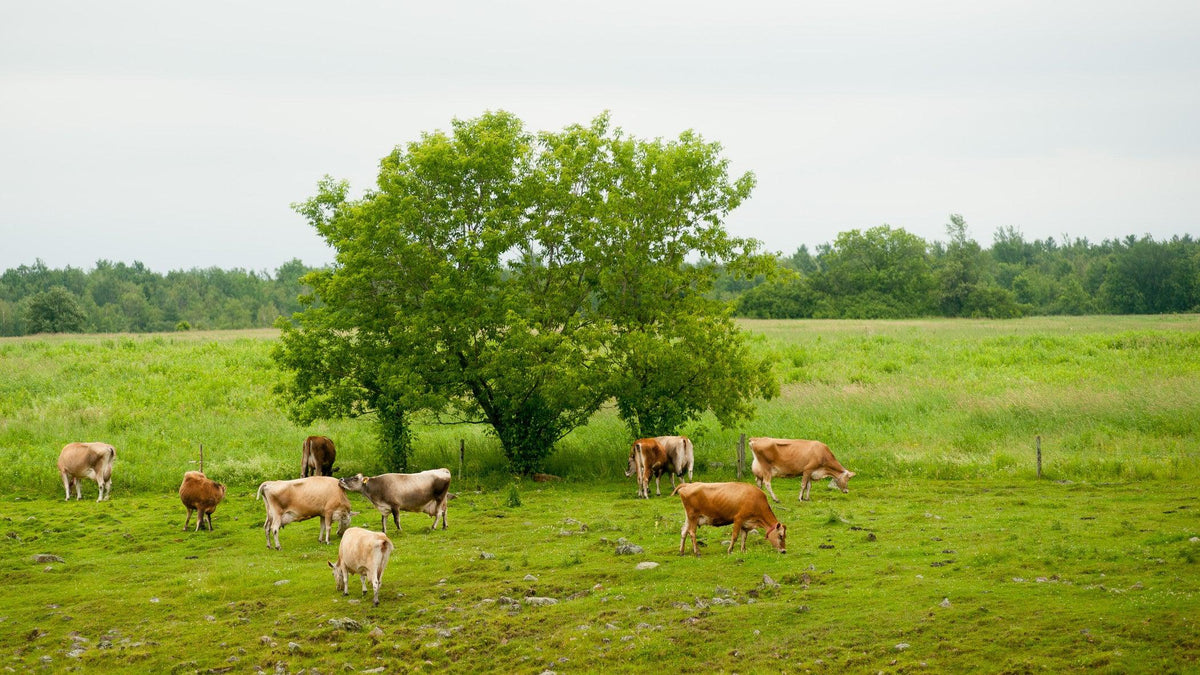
[1,317,1199,672]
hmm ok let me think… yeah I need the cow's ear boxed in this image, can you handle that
[362,476,369,483]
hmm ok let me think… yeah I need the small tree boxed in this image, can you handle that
[25,286,87,333]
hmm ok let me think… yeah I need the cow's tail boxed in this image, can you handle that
[684,437,694,481]
[255,482,268,501]
[671,483,687,497]
[301,437,311,478]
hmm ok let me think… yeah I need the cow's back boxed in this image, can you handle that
[750,437,833,474]
[58,442,115,473]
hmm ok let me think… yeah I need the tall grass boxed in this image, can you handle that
[2,316,1198,496]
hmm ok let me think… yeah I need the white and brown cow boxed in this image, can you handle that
[328,527,394,606]
[179,471,227,532]
[749,437,855,503]
[301,435,336,478]
[256,476,353,550]
[673,481,787,556]
[625,436,694,499]
[56,442,116,502]
[338,469,451,533]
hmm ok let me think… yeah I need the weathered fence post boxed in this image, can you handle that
[198,443,204,473]
[1036,435,1042,479]
[459,439,465,480]
[737,434,746,479]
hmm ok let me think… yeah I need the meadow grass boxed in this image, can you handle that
[1,317,1199,672]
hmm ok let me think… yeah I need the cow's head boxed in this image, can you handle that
[833,470,856,493]
[335,510,355,537]
[328,561,346,592]
[625,443,641,478]
[338,474,366,493]
[765,522,787,554]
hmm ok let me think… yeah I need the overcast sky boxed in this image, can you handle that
[2,1,1198,274]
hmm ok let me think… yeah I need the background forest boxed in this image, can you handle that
[3,218,1198,336]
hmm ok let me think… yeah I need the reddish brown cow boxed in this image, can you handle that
[301,436,336,478]
[749,437,855,503]
[179,470,227,531]
[624,436,694,499]
[673,482,786,556]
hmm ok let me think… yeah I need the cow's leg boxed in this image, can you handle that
[727,521,742,553]
[372,577,380,606]
[319,515,330,544]
[655,473,662,496]
[361,573,368,597]
[679,521,690,555]
[61,472,71,501]
[205,511,214,531]
[183,508,193,531]
[380,514,387,534]
[800,473,812,501]
[392,511,401,533]
[763,477,781,503]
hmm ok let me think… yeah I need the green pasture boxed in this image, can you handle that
[1,317,1199,672]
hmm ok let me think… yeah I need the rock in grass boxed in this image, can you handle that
[895,643,910,651]
[940,598,951,608]
[480,551,496,560]
[616,544,644,555]
[525,597,558,607]
[635,562,659,570]
[328,618,362,631]
[33,554,64,564]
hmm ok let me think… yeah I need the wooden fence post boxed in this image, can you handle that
[1036,435,1042,479]
[737,434,746,479]
[459,439,465,480]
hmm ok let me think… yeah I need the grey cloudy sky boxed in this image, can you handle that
[2,0,1198,273]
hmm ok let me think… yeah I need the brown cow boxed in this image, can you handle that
[673,482,786,556]
[749,437,855,503]
[256,476,354,550]
[329,527,394,606]
[625,436,694,499]
[57,442,116,502]
[301,435,336,478]
[179,471,227,531]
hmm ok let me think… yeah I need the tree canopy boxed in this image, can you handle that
[273,111,778,473]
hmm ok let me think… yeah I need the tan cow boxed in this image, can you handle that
[301,435,336,477]
[56,442,116,502]
[338,469,451,533]
[328,527,394,606]
[256,476,353,550]
[749,437,855,503]
[673,482,787,556]
[179,471,227,531]
[625,436,694,499]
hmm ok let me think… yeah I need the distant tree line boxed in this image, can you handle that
[4,215,1197,336]
[730,216,1200,319]
[0,259,315,336]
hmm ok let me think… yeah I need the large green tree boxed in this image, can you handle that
[273,111,776,473]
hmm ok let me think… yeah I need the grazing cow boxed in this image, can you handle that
[56,442,116,502]
[179,471,227,531]
[301,435,336,478]
[673,482,787,556]
[338,469,451,533]
[328,527,394,606]
[749,437,855,503]
[256,476,353,550]
[624,436,694,499]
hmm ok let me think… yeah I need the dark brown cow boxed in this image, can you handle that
[301,435,336,478]
[179,471,227,531]
[749,437,855,503]
[624,436,694,499]
[673,482,786,556]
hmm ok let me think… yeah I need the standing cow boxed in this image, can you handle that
[179,471,226,531]
[625,436,694,499]
[749,437,855,503]
[301,435,336,478]
[56,442,116,502]
[329,527,394,606]
[674,481,787,556]
[338,469,451,533]
[256,476,354,550]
